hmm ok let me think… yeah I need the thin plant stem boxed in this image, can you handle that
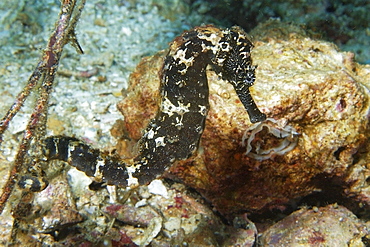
[0,0,86,214]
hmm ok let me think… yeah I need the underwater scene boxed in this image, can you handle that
[0,0,369,246]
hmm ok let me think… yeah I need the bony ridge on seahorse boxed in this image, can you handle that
[19,25,266,191]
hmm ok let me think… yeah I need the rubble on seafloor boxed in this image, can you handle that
[2,168,258,246]
[117,20,370,217]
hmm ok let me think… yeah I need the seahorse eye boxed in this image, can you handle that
[243,71,255,86]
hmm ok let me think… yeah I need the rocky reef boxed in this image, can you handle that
[1,19,369,246]
[117,20,370,216]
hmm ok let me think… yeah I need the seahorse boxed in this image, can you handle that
[20,25,266,190]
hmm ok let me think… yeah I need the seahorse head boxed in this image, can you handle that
[214,26,256,88]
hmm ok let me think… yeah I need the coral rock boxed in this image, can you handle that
[260,204,368,246]
[117,21,370,216]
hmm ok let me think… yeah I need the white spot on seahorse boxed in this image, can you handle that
[93,159,105,180]
[198,105,207,116]
[198,32,222,46]
[155,136,166,148]
[172,48,195,74]
[126,165,140,187]
[146,129,155,139]
[161,97,190,117]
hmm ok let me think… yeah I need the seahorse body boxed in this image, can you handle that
[38,25,266,189]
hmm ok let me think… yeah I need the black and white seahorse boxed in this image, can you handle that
[19,25,266,191]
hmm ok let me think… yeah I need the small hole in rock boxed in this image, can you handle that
[326,4,336,13]
[333,146,346,160]
[340,98,346,109]
[89,181,106,191]
[366,177,370,186]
